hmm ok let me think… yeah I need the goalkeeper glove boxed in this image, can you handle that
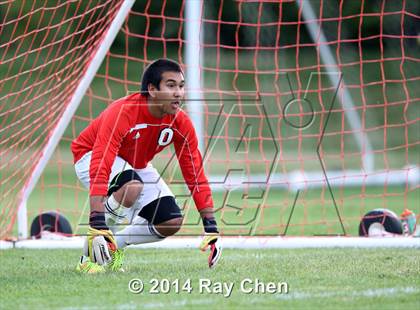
[87,211,117,265]
[199,217,222,268]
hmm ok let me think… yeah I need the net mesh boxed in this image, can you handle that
[0,0,124,237]
[1,0,418,238]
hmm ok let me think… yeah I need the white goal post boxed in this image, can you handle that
[1,236,419,250]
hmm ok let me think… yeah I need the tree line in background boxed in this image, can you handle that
[1,0,418,53]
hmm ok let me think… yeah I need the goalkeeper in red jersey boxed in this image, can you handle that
[71,58,221,273]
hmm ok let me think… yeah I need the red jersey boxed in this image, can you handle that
[71,93,213,211]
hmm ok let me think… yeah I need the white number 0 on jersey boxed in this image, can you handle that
[158,128,174,146]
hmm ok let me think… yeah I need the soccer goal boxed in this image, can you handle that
[0,0,418,247]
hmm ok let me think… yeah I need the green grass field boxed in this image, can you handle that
[1,248,419,309]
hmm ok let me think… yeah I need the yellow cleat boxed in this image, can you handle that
[76,256,106,274]
[108,249,125,272]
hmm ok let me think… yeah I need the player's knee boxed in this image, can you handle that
[155,217,183,237]
[108,170,143,207]
[139,196,183,236]
[119,180,143,207]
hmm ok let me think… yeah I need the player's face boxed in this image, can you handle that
[156,71,185,115]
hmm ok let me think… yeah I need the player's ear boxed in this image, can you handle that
[148,83,157,98]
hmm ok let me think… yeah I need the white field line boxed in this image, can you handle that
[2,236,419,250]
[273,286,419,301]
[137,298,212,309]
[61,287,418,310]
[62,298,212,310]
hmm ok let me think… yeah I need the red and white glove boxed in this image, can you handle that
[199,217,222,268]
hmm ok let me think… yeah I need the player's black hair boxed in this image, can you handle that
[140,58,183,97]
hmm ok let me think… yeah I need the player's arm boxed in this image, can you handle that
[89,196,108,228]
[199,207,218,232]
[87,103,132,257]
[174,116,222,267]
